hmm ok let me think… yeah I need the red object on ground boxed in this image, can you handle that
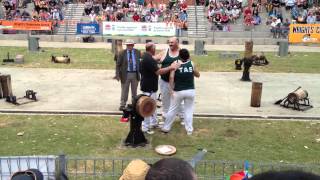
[120,117,129,123]
[230,171,246,180]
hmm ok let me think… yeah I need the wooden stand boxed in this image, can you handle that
[0,74,13,98]
[251,82,262,107]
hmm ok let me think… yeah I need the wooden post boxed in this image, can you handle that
[244,41,253,58]
[0,74,13,98]
[251,82,262,107]
[0,81,3,98]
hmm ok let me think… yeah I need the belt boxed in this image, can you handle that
[127,71,136,73]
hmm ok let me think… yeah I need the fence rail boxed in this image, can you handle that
[1,156,320,180]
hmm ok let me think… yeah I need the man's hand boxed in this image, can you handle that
[169,61,181,71]
[113,76,120,81]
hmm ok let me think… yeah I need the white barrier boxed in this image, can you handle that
[102,22,176,36]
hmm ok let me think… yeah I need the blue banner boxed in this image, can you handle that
[76,23,100,34]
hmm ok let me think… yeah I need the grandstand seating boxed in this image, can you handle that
[1,0,319,44]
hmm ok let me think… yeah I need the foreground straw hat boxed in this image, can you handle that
[119,159,150,180]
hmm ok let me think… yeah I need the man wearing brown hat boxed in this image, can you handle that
[115,39,141,111]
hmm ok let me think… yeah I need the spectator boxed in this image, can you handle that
[169,0,177,10]
[230,5,240,23]
[270,17,281,38]
[84,0,93,15]
[306,12,316,23]
[272,0,281,12]
[31,9,39,20]
[89,11,96,22]
[281,18,290,37]
[180,1,188,11]
[291,5,299,19]
[144,11,151,22]
[252,13,262,25]
[243,6,252,18]
[244,13,253,26]
[297,7,307,22]
[132,11,140,21]
[285,0,296,10]
[213,13,223,30]
[52,8,60,20]
[128,0,136,12]
[137,0,144,8]
[249,170,320,180]
[21,9,31,20]
[146,158,197,180]
[221,12,229,24]
[119,159,150,180]
[116,9,124,21]
[93,2,101,15]
[179,10,188,29]
[151,11,158,22]
[158,2,166,13]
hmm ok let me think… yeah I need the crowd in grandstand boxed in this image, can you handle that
[266,0,319,38]
[2,0,64,22]
[1,0,319,37]
[81,0,188,31]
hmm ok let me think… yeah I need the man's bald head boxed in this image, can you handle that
[145,42,156,55]
[168,37,179,51]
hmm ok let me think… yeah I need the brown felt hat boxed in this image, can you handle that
[119,159,150,180]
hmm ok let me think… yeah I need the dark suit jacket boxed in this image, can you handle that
[116,48,141,84]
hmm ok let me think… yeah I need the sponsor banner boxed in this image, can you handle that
[76,23,100,34]
[102,22,175,36]
[289,24,320,43]
[0,20,52,31]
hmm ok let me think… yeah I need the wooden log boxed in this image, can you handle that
[244,41,253,58]
[251,82,263,107]
[0,74,13,98]
[136,96,156,117]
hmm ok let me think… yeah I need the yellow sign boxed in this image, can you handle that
[289,24,320,43]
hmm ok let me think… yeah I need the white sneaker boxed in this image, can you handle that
[146,130,155,135]
[187,131,193,136]
[142,129,154,135]
[180,121,185,126]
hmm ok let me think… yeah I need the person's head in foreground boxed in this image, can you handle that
[119,159,150,180]
[249,170,320,180]
[145,158,197,180]
[179,48,190,62]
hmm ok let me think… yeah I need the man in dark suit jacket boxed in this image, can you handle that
[116,39,141,110]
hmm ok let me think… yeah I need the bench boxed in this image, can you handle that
[219,52,240,59]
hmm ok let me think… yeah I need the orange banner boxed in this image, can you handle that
[289,24,320,43]
[0,20,52,31]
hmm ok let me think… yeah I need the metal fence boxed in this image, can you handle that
[1,155,320,180]
[64,157,320,180]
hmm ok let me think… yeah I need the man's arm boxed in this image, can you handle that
[193,62,200,78]
[155,61,180,75]
[169,70,175,93]
[153,49,166,62]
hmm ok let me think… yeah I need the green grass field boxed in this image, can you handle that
[0,115,319,164]
[1,46,320,73]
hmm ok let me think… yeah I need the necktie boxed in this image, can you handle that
[129,50,134,72]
